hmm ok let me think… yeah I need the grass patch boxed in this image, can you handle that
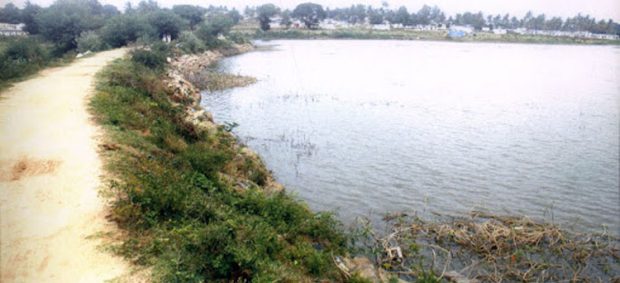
[91,51,348,281]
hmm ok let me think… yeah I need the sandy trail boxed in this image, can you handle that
[0,49,134,282]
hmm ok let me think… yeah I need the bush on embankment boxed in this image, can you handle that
[91,49,348,282]
[0,37,67,88]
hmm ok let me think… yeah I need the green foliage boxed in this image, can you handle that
[227,32,250,44]
[195,13,235,48]
[76,31,105,53]
[257,4,280,31]
[101,4,120,18]
[281,10,293,29]
[200,13,234,37]
[348,274,373,283]
[21,1,42,34]
[100,15,153,48]
[292,2,326,29]
[130,49,166,70]
[36,0,106,51]
[227,9,242,25]
[147,10,185,39]
[178,31,205,53]
[415,271,440,283]
[92,56,348,281]
[0,37,50,82]
[0,3,22,24]
[172,5,205,30]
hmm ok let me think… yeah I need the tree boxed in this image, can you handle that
[172,5,206,30]
[393,6,410,26]
[367,7,383,25]
[100,15,151,47]
[292,2,326,29]
[136,0,158,14]
[196,12,233,40]
[280,10,292,29]
[430,6,445,25]
[415,5,432,25]
[0,3,22,24]
[243,6,255,18]
[76,30,104,52]
[21,1,42,34]
[227,9,242,25]
[256,4,279,31]
[148,10,184,39]
[101,4,119,18]
[36,0,105,50]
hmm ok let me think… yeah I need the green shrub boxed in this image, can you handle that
[130,49,166,69]
[92,58,348,281]
[0,37,50,81]
[77,31,105,53]
[178,31,205,54]
[228,32,250,44]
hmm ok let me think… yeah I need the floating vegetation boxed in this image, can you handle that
[187,69,257,91]
[353,211,620,282]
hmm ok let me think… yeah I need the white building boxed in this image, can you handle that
[0,23,27,36]
[371,23,390,31]
[493,28,507,35]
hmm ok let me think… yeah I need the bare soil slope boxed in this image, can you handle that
[0,49,134,282]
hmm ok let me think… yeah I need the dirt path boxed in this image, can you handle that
[0,49,135,282]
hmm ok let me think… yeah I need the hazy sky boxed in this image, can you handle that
[4,0,620,21]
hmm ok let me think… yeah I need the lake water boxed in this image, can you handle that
[202,40,620,235]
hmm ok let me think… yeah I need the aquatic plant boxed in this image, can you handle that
[353,211,620,282]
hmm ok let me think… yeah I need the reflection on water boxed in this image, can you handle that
[202,40,620,235]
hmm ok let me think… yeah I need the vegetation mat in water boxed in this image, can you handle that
[353,211,620,282]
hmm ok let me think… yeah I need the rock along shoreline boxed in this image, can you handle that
[163,43,284,193]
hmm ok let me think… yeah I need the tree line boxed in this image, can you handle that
[0,0,245,51]
[243,3,619,34]
[0,0,246,84]
[2,1,619,39]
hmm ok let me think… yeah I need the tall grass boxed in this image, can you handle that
[91,50,348,281]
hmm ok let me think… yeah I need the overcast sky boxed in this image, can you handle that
[5,0,620,21]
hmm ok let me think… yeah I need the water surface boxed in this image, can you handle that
[203,40,620,234]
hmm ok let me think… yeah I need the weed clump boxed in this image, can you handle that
[92,55,347,281]
[354,211,620,282]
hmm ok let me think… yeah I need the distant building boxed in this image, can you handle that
[291,19,303,29]
[0,23,27,36]
[269,16,282,29]
[493,28,507,35]
[371,23,390,31]
[506,27,619,40]
[319,19,350,30]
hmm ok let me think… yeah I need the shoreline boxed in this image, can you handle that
[191,43,620,281]
[165,43,284,193]
[239,28,620,46]
[89,43,619,282]
[90,44,353,281]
